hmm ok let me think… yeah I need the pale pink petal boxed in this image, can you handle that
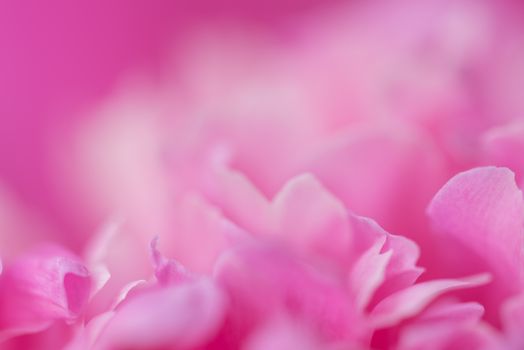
[270,173,352,269]
[297,124,447,245]
[207,170,352,270]
[501,294,524,348]
[397,321,499,350]
[394,300,500,350]
[64,312,115,350]
[427,166,524,310]
[96,278,226,349]
[242,315,323,350]
[482,122,524,186]
[349,236,392,312]
[150,237,191,286]
[163,193,246,274]
[214,243,361,343]
[348,214,424,304]
[109,280,148,310]
[204,165,272,234]
[415,300,485,324]
[370,274,491,328]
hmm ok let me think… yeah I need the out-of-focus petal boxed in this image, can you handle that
[150,237,191,286]
[270,174,351,269]
[207,171,352,270]
[164,193,247,274]
[501,294,524,348]
[95,278,226,350]
[298,124,447,249]
[242,315,345,350]
[214,243,360,344]
[483,122,524,186]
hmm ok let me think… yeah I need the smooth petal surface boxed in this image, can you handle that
[369,274,490,328]
[501,294,524,349]
[393,301,497,350]
[483,123,524,186]
[427,167,524,305]
[96,278,226,349]
[270,174,352,269]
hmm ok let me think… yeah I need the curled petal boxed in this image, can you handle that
[0,245,91,340]
[349,236,392,312]
[150,237,191,286]
[349,214,424,303]
[369,274,491,328]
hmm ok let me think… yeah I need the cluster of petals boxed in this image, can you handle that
[2,0,524,349]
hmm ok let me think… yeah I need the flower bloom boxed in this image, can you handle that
[2,0,524,349]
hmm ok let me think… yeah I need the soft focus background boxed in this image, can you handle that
[1,0,524,279]
[0,0,350,253]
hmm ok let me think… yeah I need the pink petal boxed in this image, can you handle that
[398,321,499,350]
[395,300,498,350]
[415,300,485,324]
[270,173,352,269]
[427,167,524,302]
[214,243,360,343]
[164,193,246,274]
[369,274,490,328]
[208,170,352,269]
[242,315,323,350]
[0,245,91,340]
[348,214,424,304]
[483,122,524,187]
[349,236,392,312]
[150,237,191,286]
[96,278,226,349]
[501,294,524,348]
[298,124,447,244]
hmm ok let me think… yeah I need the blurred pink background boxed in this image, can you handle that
[0,0,350,252]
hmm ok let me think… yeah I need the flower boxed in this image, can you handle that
[2,0,524,349]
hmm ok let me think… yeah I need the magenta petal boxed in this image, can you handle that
[0,246,91,340]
